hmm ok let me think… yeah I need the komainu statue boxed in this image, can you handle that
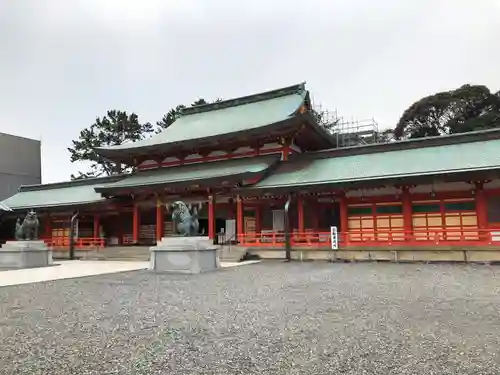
[15,210,40,241]
[170,201,199,236]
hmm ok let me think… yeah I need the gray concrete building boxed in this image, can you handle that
[0,132,41,202]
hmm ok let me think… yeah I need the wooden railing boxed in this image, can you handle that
[238,228,500,248]
[239,231,331,247]
[42,237,105,250]
[344,228,496,246]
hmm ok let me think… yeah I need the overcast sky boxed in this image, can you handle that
[1,0,499,183]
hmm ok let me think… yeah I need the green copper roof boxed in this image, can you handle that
[0,176,125,211]
[251,138,500,190]
[95,83,311,157]
[96,155,279,192]
[0,202,12,211]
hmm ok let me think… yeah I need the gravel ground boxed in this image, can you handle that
[2,262,500,374]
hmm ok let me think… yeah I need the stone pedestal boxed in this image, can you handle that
[0,241,53,269]
[149,236,219,274]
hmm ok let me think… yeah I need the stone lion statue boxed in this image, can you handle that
[170,201,199,236]
[15,210,40,241]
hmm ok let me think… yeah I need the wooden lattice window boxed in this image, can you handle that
[374,204,404,242]
[347,203,403,242]
[412,199,478,242]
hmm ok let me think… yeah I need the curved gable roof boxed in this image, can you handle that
[95,83,334,160]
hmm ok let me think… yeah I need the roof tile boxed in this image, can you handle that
[252,138,500,189]
[1,177,125,210]
[95,84,307,154]
[96,155,279,192]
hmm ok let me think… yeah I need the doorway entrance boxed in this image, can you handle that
[318,202,341,231]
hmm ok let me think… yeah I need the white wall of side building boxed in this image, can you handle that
[0,133,41,201]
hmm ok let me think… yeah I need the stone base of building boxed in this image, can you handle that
[0,240,53,269]
[52,250,93,260]
[149,236,219,274]
[247,247,500,263]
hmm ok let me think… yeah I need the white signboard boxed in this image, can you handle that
[330,226,338,250]
[225,219,236,242]
[73,219,79,239]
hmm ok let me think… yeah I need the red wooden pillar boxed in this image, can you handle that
[132,203,140,244]
[236,196,244,243]
[93,214,100,238]
[297,195,305,234]
[208,194,216,240]
[281,137,291,161]
[282,145,290,161]
[156,199,164,243]
[339,194,349,245]
[402,186,413,242]
[475,181,488,241]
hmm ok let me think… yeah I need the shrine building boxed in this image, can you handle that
[2,83,500,262]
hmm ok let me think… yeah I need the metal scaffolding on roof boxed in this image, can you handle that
[313,104,383,148]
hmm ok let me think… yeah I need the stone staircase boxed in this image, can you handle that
[218,244,248,262]
[82,246,150,261]
[82,244,248,263]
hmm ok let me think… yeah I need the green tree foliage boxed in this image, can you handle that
[156,98,222,132]
[155,104,186,133]
[68,110,154,179]
[373,128,395,143]
[394,84,500,139]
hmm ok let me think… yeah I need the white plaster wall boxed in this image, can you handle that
[139,142,284,169]
[261,142,281,150]
[162,156,180,163]
[234,146,254,153]
[139,159,157,169]
[208,150,226,157]
[185,153,202,161]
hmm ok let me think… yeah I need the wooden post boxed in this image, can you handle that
[282,145,290,161]
[208,194,216,240]
[93,214,100,238]
[339,194,349,246]
[156,198,164,243]
[236,195,244,243]
[475,181,488,241]
[132,203,140,244]
[402,186,413,242]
